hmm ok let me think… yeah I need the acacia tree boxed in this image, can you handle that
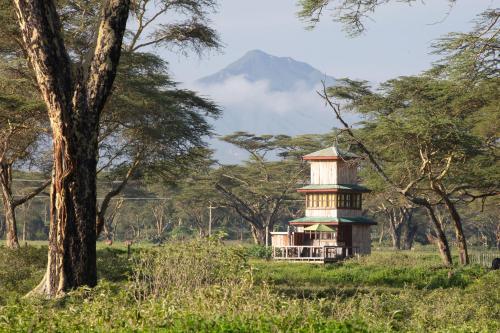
[172,152,224,238]
[0,57,51,249]
[368,194,416,250]
[322,74,498,265]
[95,52,219,237]
[214,133,315,244]
[10,0,220,296]
[12,0,131,296]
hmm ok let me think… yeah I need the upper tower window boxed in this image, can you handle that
[306,193,362,209]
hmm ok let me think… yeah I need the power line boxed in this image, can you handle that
[12,178,143,185]
[13,195,170,200]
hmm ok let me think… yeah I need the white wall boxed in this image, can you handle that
[310,161,337,184]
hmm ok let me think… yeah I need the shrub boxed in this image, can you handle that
[0,245,46,304]
[245,245,272,259]
[128,239,250,301]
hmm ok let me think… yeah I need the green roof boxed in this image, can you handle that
[298,184,370,192]
[304,146,359,159]
[290,216,377,225]
[304,224,335,232]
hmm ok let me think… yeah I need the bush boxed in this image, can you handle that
[245,245,272,259]
[128,239,250,300]
[0,245,46,304]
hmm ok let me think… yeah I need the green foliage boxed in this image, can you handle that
[432,9,499,81]
[245,245,273,259]
[0,246,499,332]
[129,239,249,300]
[252,251,488,291]
[297,0,456,36]
[0,246,46,304]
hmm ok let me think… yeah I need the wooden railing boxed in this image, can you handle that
[272,245,360,261]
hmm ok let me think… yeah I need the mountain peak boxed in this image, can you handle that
[197,50,336,91]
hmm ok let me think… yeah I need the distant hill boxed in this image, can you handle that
[194,50,344,164]
[197,49,336,91]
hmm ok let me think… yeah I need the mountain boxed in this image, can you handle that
[197,49,336,91]
[194,50,345,164]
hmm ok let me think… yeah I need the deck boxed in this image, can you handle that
[272,245,360,263]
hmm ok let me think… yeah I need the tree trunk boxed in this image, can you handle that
[4,202,20,249]
[401,208,416,250]
[442,195,469,265]
[0,163,19,249]
[386,208,404,250]
[251,226,266,245]
[378,222,385,244]
[431,181,469,265]
[96,157,140,237]
[32,129,99,296]
[425,206,452,266]
[402,223,417,250]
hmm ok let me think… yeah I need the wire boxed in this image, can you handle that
[12,196,170,200]
[12,178,142,184]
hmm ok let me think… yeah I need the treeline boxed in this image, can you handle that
[1,129,498,254]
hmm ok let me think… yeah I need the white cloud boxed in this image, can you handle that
[190,75,328,116]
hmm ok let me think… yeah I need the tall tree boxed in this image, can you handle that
[13,0,130,296]
[323,74,498,265]
[9,0,220,296]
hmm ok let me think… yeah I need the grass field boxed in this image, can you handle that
[0,242,498,332]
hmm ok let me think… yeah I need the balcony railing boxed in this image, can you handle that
[272,245,360,262]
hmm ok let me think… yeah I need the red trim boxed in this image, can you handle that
[289,222,339,226]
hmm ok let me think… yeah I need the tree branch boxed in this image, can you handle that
[12,179,51,207]
[86,0,131,114]
[12,0,73,127]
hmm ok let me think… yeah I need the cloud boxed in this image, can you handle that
[192,75,327,115]
[186,76,359,163]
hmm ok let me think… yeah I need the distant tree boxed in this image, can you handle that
[0,57,51,249]
[174,158,222,238]
[366,190,417,250]
[95,52,220,237]
[214,132,319,244]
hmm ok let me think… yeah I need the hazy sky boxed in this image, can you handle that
[160,0,498,84]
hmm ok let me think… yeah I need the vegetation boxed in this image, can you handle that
[0,0,497,331]
[0,243,498,332]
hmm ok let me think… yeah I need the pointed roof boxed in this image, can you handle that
[303,146,359,161]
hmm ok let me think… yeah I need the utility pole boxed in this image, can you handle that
[208,202,214,237]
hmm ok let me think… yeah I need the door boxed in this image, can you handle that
[338,224,353,257]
